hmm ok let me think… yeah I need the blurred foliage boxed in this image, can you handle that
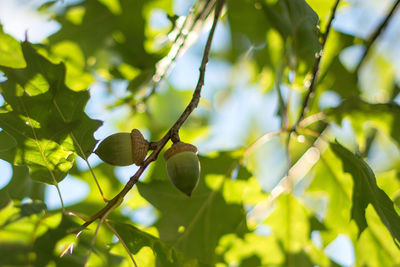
[0,0,400,266]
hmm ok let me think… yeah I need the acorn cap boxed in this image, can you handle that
[130,129,149,165]
[164,142,198,161]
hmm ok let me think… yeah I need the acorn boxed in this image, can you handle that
[95,129,149,166]
[164,142,200,197]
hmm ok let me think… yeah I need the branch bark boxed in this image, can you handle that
[80,0,225,230]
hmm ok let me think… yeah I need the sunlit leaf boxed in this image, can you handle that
[137,152,248,265]
[216,233,285,266]
[306,147,354,234]
[111,221,199,266]
[0,42,102,183]
[0,26,25,68]
[266,194,311,252]
[0,200,46,229]
[356,206,400,266]
[260,0,321,69]
[48,0,159,71]
[331,142,400,247]
[43,41,94,91]
[0,0,399,264]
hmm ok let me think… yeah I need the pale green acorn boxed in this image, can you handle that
[95,129,149,166]
[164,142,200,197]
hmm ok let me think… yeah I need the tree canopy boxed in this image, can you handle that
[0,0,400,266]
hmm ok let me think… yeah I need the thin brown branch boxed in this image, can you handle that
[355,0,400,72]
[80,0,225,230]
[295,0,341,126]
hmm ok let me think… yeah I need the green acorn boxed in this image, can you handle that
[164,142,200,197]
[95,129,149,166]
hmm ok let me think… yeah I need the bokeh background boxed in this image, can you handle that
[1,0,400,266]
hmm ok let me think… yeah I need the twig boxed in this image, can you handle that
[80,0,225,230]
[53,97,107,202]
[84,214,107,266]
[140,0,216,103]
[355,0,400,72]
[105,221,138,267]
[247,129,329,225]
[83,194,121,266]
[242,130,282,159]
[295,0,341,126]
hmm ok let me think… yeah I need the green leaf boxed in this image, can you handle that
[110,221,199,266]
[0,164,45,209]
[328,98,400,148]
[236,164,252,181]
[127,68,154,93]
[1,200,47,228]
[17,200,47,217]
[48,0,158,71]
[320,57,359,98]
[0,42,102,184]
[137,152,248,265]
[137,179,247,265]
[0,242,31,266]
[266,194,312,252]
[331,142,400,247]
[356,206,400,266]
[318,31,359,98]
[216,233,285,265]
[45,41,94,91]
[33,215,84,267]
[305,0,336,28]
[0,131,74,184]
[0,25,26,68]
[228,0,320,72]
[228,0,269,46]
[306,147,353,234]
[259,0,321,69]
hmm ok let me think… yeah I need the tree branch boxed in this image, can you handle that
[295,0,341,127]
[80,0,225,230]
[355,0,400,72]
[140,0,217,103]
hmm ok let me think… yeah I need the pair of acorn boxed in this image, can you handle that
[95,129,200,197]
